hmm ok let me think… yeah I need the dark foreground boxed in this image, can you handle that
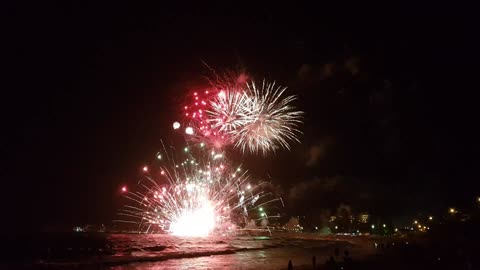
[0,226,478,270]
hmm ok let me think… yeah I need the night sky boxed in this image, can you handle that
[4,3,479,232]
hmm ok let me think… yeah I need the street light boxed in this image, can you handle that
[414,220,418,224]
[371,224,375,229]
[449,208,456,214]
[383,224,386,228]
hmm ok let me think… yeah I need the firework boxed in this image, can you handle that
[206,80,303,154]
[231,81,303,155]
[179,89,230,149]
[116,143,283,237]
[177,80,302,154]
[207,90,249,133]
[116,74,300,237]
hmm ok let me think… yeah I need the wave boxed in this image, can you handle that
[34,234,353,268]
[40,249,236,267]
[39,243,285,267]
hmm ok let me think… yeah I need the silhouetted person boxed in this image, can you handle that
[325,256,335,270]
[344,250,353,264]
[288,259,293,270]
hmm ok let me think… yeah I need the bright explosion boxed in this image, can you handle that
[116,75,300,237]
[169,199,215,237]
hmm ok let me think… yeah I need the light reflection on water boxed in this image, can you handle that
[110,248,299,270]
[104,234,367,270]
[34,233,371,269]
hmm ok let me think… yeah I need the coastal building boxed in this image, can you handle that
[358,214,369,224]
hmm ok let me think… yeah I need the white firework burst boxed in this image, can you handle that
[234,81,303,154]
[207,89,250,133]
[206,80,303,154]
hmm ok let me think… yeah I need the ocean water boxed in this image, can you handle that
[14,233,374,269]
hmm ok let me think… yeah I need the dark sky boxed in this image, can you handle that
[3,3,479,231]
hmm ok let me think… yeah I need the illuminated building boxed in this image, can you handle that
[358,214,369,224]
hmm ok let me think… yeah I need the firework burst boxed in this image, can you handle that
[207,89,249,134]
[177,79,302,154]
[231,81,303,155]
[180,89,231,149]
[116,73,301,237]
[116,144,283,236]
[206,80,303,154]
